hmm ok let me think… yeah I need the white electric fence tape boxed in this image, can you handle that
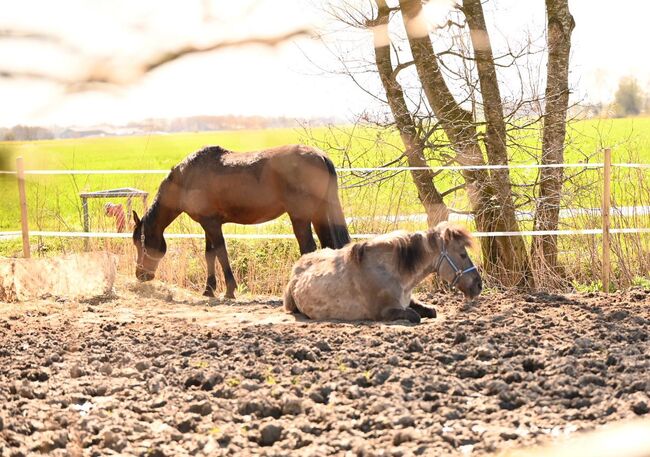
[1,227,649,241]
[2,163,649,240]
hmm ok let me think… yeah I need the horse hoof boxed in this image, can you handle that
[424,307,437,318]
[224,292,236,299]
[202,289,215,298]
[405,309,421,324]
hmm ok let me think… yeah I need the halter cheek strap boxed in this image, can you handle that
[138,230,162,273]
[434,240,478,288]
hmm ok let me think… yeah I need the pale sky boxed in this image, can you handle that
[1,0,649,127]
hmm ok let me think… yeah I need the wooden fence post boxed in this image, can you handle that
[16,157,30,258]
[602,148,612,293]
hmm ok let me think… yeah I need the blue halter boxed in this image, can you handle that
[433,240,478,288]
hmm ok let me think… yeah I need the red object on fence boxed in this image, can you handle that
[104,203,126,233]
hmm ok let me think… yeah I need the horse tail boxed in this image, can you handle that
[316,156,351,249]
[283,278,299,313]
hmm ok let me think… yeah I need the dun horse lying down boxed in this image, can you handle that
[284,222,482,323]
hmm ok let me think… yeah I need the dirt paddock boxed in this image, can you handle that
[0,277,649,456]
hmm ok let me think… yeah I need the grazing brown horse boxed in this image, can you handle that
[132,144,350,298]
[284,222,482,323]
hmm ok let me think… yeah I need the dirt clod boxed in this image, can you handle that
[407,338,424,352]
[259,423,283,446]
[632,401,649,416]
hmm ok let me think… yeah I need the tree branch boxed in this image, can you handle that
[0,28,314,89]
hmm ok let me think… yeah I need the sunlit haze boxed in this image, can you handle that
[1,0,649,127]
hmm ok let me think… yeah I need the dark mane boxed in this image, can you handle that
[395,232,427,274]
[190,145,229,159]
[174,145,229,172]
[322,155,337,177]
[142,171,173,224]
[142,196,160,228]
[349,231,428,273]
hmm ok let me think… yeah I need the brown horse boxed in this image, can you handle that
[284,222,482,323]
[132,144,350,298]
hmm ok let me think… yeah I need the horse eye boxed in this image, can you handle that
[460,252,468,259]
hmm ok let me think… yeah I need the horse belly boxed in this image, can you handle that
[223,203,284,224]
[183,185,284,224]
[218,178,285,223]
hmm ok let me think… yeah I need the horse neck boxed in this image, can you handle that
[142,195,180,241]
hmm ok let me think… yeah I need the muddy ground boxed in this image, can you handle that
[0,278,648,456]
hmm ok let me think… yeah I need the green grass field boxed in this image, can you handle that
[1,117,649,237]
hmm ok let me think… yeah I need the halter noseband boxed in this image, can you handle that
[433,239,478,288]
[138,229,162,273]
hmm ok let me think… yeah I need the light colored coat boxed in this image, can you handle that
[283,223,480,322]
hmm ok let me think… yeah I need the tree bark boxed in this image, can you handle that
[463,0,533,287]
[399,0,533,287]
[371,0,449,227]
[532,0,575,272]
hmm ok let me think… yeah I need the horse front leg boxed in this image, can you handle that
[214,231,237,299]
[203,234,217,297]
[381,307,421,324]
[201,219,237,299]
[409,298,437,318]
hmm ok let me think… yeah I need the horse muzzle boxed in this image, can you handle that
[135,268,155,282]
[463,276,483,300]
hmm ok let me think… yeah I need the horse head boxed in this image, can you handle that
[132,211,166,281]
[431,222,482,300]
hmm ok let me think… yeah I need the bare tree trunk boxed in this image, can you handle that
[399,0,532,287]
[371,0,448,227]
[532,0,575,272]
[463,0,533,287]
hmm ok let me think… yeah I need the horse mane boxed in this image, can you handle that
[173,145,229,172]
[349,242,366,264]
[142,195,160,227]
[142,170,177,227]
[349,231,428,274]
[348,224,475,274]
[395,232,427,274]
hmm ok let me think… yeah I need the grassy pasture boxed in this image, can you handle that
[1,117,649,234]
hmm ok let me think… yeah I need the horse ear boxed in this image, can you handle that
[133,210,141,226]
[442,224,475,249]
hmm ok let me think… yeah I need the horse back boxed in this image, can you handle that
[170,145,335,224]
[175,144,332,180]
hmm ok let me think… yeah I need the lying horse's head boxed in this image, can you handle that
[430,222,482,299]
[132,211,166,282]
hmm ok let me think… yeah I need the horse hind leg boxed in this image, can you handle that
[313,197,349,249]
[316,171,350,249]
[314,220,335,249]
[289,215,317,254]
